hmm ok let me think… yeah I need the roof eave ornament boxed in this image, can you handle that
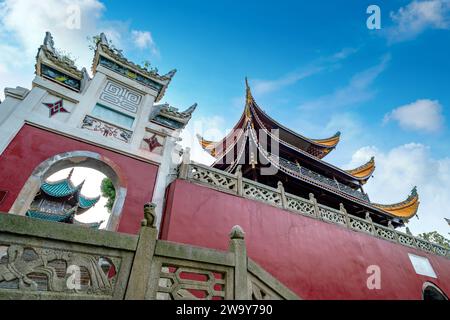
[43,31,55,53]
[99,32,109,46]
[181,103,197,117]
[163,69,177,80]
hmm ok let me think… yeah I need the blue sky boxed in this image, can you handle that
[0,0,449,235]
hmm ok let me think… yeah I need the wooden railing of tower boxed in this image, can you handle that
[0,211,298,300]
[179,161,449,259]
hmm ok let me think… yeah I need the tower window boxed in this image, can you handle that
[92,104,134,129]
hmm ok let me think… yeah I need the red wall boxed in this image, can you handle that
[161,179,450,300]
[0,124,158,234]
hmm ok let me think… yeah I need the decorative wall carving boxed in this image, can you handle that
[141,131,165,155]
[43,100,69,117]
[99,56,163,92]
[100,81,142,113]
[41,64,81,91]
[0,244,118,296]
[82,115,132,143]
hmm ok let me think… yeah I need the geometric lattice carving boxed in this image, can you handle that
[349,217,373,234]
[432,245,447,256]
[155,265,227,300]
[100,80,142,114]
[374,226,396,241]
[191,166,237,192]
[248,274,282,300]
[398,234,416,247]
[320,208,346,225]
[0,244,119,296]
[287,197,315,216]
[243,183,281,206]
[415,239,433,252]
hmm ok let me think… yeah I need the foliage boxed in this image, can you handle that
[100,178,116,212]
[418,231,450,249]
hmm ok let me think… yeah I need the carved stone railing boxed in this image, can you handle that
[0,210,298,300]
[0,213,137,300]
[179,161,450,259]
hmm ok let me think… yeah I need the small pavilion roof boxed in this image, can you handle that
[40,169,100,210]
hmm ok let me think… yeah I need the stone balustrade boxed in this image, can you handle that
[0,208,298,300]
[179,161,449,259]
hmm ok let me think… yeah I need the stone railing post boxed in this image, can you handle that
[178,147,191,180]
[388,221,399,242]
[236,165,243,196]
[309,193,321,219]
[125,203,158,300]
[278,181,287,209]
[365,212,376,235]
[340,203,350,228]
[229,225,249,300]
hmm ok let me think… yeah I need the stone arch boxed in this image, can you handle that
[422,282,448,300]
[9,150,127,231]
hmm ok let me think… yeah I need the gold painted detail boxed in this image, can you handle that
[373,187,420,219]
[346,157,376,183]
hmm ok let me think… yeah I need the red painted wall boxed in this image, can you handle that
[161,179,450,300]
[0,124,158,234]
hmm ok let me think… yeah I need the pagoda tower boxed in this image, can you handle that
[26,169,102,228]
[197,80,419,228]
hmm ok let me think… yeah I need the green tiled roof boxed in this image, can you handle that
[79,195,100,209]
[41,180,79,197]
[41,177,99,210]
[26,208,75,222]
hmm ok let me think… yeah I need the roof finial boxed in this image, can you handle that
[43,31,55,52]
[68,168,74,180]
[99,32,109,46]
[245,77,253,105]
[163,69,177,80]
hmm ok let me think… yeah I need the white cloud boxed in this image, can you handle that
[384,99,444,132]
[346,143,450,236]
[387,0,450,43]
[299,54,390,110]
[251,47,359,96]
[0,0,158,100]
[131,30,159,56]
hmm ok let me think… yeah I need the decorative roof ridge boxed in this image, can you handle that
[158,102,198,120]
[251,99,339,151]
[95,32,175,82]
[249,103,365,183]
[37,31,83,78]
